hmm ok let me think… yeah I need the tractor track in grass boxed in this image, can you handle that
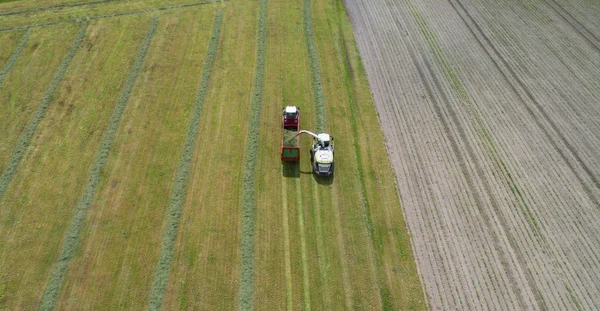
[147,10,222,311]
[280,179,293,311]
[0,29,29,87]
[38,17,157,311]
[0,24,85,205]
[0,1,220,32]
[295,180,312,311]
[304,0,355,307]
[0,0,116,17]
[237,0,267,308]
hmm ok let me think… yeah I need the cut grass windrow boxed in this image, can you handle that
[0,28,29,87]
[0,24,85,205]
[0,1,220,32]
[37,17,158,311]
[238,0,267,309]
[147,10,223,311]
[0,0,115,16]
[303,0,326,132]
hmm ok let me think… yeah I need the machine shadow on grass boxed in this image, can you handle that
[282,161,300,178]
[313,174,333,185]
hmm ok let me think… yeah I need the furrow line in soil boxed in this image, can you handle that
[0,1,223,32]
[543,0,600,51]
[0,0,116,17]
[446,0,600,303]
[147,11,222,311]
[0,23,86,205]
[237,0,267,308]
[412,1,585,307]
[384,1,520,310]
[37,18,157,311]
[389,1,545,306]
[0,29,29,87]
[448,2,600,304]
[451,0,600,204]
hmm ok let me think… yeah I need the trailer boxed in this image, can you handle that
[281,106,300,161]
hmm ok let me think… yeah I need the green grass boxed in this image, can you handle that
[39,17,157,311]
[0,0,426,309]
[0,23,86,203]
[147,10,222,310]
[238,0,267,309]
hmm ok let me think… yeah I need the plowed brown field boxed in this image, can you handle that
[344,0,600,309]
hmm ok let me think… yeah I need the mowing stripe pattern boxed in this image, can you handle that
[303,0,326,132]
[38,17,158,311]
[0,29,30,87]
[0,24,86,204]
[147,10,223,311]
[0,1,221,32]
[0,0,115,17]
[237,0,267,309]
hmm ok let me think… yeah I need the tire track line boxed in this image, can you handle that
[0,29,29,88]
[281,179,293,311]
[304,0,357,307]
[0,24,85,205]
[450,0,600,204]
[148,11,222,310]
[543,0,600,51]
[309,178,332,309]
[295,180,311,311]
[38,18,157,311]
[0,1,222,33]
[237,0,267,308]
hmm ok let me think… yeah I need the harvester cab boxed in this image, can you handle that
[297,130,334,176]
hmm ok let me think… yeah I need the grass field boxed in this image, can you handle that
[0,0,425,310]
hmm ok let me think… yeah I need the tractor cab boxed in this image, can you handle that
[282,106,300,130]
[310,133,334,176]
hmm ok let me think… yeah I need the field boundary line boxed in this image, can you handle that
[335,0,389,307]
[146,10,223,310]
[0,24,85,205]
[0,0,115,17]
[237,0,267,309]
[0,1,223,33]
[0,29,30,87]
[449,0,600,205]
[37,17,157,311]
[281,179,293,311]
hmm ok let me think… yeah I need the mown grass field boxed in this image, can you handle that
[0,0,425,310]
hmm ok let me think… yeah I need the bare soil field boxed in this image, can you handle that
[344,0,600,309]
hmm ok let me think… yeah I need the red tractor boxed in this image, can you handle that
[281,106,300,161]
